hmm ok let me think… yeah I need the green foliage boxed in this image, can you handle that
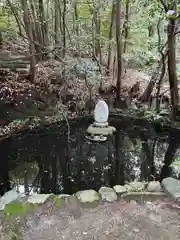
[9,119,26,127]
[78,4,91,21]
[144,110,163,121]
[4,202,38,217]
[55,197,61,208]
[0,7,15,29]
[0,15,9,28]
[174,156,180,163]
[100,9,111,38]
[124,0,166,69]
[171,156,180,170]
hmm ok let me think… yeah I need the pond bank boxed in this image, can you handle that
[1,178,180,240]
[0,111,180,141]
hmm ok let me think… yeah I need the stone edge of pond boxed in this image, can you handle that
[1,178,179,240]
[162,177,180,202]
[0,180,172,216]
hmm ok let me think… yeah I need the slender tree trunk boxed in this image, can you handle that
[21,0,36,83]
[74,1,79,36]
[62,0,66,58]
[123,0,130,53]
[57,1,63,36]
[95,10,102,63]
[167,19,179,119]
[0,31,3,48]
[38,0,48,47]
[55,0,60,53]
[30,1,43,61]
[115,0,122,104]
[107,2,116,71]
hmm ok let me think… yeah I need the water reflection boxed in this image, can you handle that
[0,119,180,196]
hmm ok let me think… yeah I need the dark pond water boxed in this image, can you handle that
[0,116,180,196]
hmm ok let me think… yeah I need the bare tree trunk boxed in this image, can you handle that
[91,7,96,56]
[30,1,43,61]
[21,0,36,83]
[74,1,79,36]
[57,1,63,36]
[139,50,167,103]
[0,31,3,48]
[156,16,166,112]
[27,0,49,60]
[115,0,122,104]
[62,0,66,58]
[107,2,116,71]
[95,10,102,64]
[55,0,60,56]
[123,0,130,53]
[38,0,48,47]
[167,19,179,119]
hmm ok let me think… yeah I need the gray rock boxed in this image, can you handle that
[130,200,137,205]
[113,185,127,194]
[76,190,100,203]
[122,192,166,198]
[162,177,180,201]
[125,181,146,192]
[147,181,162,192]
[99,187,117,202]
[133,228,141,233]
[87,125,116,136]
[57,194,70,199]
[27,194,52,204]
[121,192,167,202]
[0,189,21,211]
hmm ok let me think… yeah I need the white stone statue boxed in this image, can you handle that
[86,99,116,141]
[94,100,109,127]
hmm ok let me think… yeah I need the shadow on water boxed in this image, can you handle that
[0,116,180,196]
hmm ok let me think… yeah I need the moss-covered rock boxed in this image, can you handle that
[4,202,38,217]
[0,189,22,211]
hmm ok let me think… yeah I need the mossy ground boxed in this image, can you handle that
[0,195,62,239]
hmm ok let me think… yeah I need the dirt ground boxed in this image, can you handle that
[3,196,179,240]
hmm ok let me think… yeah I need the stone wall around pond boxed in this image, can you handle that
[0,181,163,209]
[0,178,179,217]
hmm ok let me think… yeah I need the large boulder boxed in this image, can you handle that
[113,185,127,195]
[125,181,146,192]
[147,181,162,192]
[162,177,180,201]
[76,190,100,203]
[27,194,52,204]
[99,187,117,202]
[0,189,21,211]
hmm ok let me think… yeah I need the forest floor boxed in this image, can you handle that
[1,197,180,240]
[0,37,174,137]
[0,38,151,118]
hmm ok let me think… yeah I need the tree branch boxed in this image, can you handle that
[160,0,168,12]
